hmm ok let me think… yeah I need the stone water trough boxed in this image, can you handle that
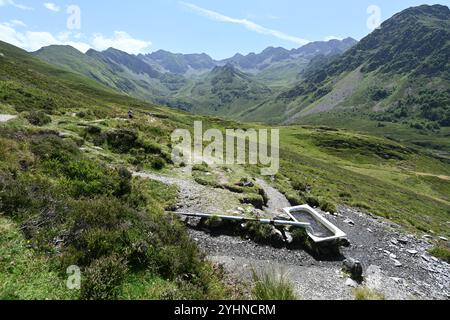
[176,204,347,244]
[283,205,347,243]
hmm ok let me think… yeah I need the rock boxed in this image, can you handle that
[389,253,397,260]
[407,249,418,255]
[343,258,363,279]
[367,228,373,233]
[391,239,399,245]
[421,255,431,262]
[344,219,355,226]
[345,278,358,288]
[423,235,433,240]
[439,236,448,241]
[284,231,294,244]
[270,227,285,243]
[237,207,245,213]
[391,277,402,283]
[398,237,409,245]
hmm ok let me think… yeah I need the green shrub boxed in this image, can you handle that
[252,269,297,300]
[245,221,274,243]
[291,180,310,193]
[106,129,139,153]
[192,163,209,172]
[429,244,450,263]
[26,111,51,126]
[80,254,128,300]
[353,287,385,300]
[151,157,166,170]
[305,196,320,208]
[320,200,337,213]
[240,194,265,209]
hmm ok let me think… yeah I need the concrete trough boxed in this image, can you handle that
[283,205,347,243]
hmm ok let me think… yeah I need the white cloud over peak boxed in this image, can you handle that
[179,1,309,46]
[92,31,152,54]
[324,35,344,41]
[44,2,60,12]
[0,21,90,52]
[0,20,152,55]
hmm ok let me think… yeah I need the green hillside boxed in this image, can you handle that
[242,5,450,151]
[173,64,274,116]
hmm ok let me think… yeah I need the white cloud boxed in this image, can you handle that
[3,19,27,27]
[0,0,33,10]
[0,21,90,52]
[92,31,152,54]
[179,1,309,46]
[0,18,151,55]
[44,2,60,12]
[324,36,344,41]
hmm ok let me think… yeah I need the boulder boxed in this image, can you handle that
[343,258,363,279]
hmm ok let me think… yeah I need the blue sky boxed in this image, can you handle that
[0,0,448,59]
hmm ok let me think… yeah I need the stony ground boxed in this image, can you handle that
[135,169,450,300]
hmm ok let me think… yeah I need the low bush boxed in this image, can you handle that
[245,221,274,243]
[26,111,51,126]
[252,269,297,300]
[429,244,450,263]
[80,254,128,300]
[353,287,385,300]
[240,194,265,209]
[320,200,337,213]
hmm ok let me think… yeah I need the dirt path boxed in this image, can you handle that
[135,170,450,300]
[133,171,243,215]
[0,114,17,122]
[415,172,450,181]
[255,178,291,217]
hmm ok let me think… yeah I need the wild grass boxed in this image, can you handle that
[353,287,386,300]
[251,269,297,300]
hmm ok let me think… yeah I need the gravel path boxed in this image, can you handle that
[135,170,450,300]
[0,114,17,122]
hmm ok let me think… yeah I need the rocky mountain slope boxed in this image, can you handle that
[244,5,450,129]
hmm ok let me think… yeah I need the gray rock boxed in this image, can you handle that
[270,227,285,243]
[407,249,418,255]
[344,219,355,226]
[392,259,402,267]
[284,231,294,244]
[345,278,358,288]
[343,258,363,279]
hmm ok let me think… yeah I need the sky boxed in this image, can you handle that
[0,0,449,59]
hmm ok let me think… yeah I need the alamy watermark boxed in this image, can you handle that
[66,265,81,290]
[367,5,382,31]
[171,121,279,176]
[67,5,81,30]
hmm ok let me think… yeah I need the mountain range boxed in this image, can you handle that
[30,4,450,151]
[33,37,357,112]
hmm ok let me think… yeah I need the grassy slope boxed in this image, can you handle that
[276,126,450,235]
